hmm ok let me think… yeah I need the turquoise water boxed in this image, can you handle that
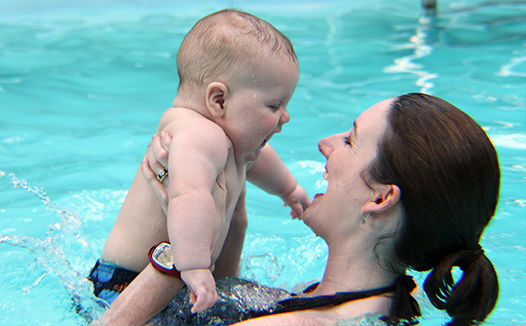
[1,0,525,325]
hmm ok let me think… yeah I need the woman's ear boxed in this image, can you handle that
[361,184,401,217]
[206,82,229,118]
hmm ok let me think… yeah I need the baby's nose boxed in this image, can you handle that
[280,110,290,126]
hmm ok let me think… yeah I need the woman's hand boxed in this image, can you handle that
[141,132,172,214]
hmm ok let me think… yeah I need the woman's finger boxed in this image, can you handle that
[159,131,173,152]
[141,157,169,212]
[150,133,170,168]
[144,143,165,175]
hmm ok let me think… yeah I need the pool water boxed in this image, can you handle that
[1,0,525,325]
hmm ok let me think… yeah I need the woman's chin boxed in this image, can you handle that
[302,195,323,226]
[309,193,324,207]
[301,202,316,227]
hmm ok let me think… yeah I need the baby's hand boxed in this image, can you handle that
[281,184,311,220]
[180,269,218,313]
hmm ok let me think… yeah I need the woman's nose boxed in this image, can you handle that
[318,136,334,159]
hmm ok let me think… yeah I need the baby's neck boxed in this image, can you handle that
[172,90,211,119]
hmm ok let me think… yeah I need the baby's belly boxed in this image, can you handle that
[102,217,169,273]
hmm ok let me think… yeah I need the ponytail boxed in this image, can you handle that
[423,245,499,325]
[368,94,501,323]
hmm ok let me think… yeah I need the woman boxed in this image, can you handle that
[96,93,499,325]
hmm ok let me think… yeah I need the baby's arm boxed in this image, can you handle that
[247,144,311,219]
[165,123,230,312]
[144,131,247,281]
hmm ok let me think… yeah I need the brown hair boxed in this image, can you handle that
[176,9,297,89]
[368,93,500,325]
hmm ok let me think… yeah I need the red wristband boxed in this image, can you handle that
[148,241,181,279]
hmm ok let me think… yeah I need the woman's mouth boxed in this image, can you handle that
[313,171,329,200]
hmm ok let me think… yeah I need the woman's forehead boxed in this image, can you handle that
[355,98,393,131]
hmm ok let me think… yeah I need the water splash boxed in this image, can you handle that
[0,173,106,323]
[240,253,284,284]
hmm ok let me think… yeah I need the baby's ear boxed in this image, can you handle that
[206,82,228,118]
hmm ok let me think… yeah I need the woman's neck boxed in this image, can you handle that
[311,240,400,297]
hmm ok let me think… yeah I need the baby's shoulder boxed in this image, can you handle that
[160,107,225,136]
[160,106,210,125]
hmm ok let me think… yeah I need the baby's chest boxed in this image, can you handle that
[214,166,245,211]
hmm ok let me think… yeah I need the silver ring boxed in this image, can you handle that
[157,169,168,183]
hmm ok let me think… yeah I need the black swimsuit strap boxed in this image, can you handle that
[274,283,396,313]
[272,275,421,324]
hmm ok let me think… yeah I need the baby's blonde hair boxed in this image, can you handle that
[176,9,297,89]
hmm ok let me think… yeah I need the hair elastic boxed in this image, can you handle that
[470,244,484,256]
[469,244,485,261]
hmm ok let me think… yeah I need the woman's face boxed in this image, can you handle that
[302,98,394,242]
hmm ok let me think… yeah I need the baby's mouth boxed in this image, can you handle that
[261,135,272,147]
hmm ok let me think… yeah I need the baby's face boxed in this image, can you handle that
[222,55,299,163]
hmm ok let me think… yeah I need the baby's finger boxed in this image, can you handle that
[289,202,305,220]
[190,289,208,313]
[189,290,197,305]
[191,286,219,313]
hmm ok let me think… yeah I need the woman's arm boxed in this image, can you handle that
[92,265,184,326]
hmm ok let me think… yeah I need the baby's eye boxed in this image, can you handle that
[344,136,353,146]
[268,105,280,112]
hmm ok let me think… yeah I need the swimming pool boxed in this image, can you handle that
[0,0,524,324]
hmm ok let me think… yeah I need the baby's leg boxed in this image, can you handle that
[213,185,248,280]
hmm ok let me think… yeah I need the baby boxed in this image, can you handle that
[88,8,310,321]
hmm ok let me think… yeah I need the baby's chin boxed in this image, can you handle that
[244,140,268,163]
[243,150,262,163]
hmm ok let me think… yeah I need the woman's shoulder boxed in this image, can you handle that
[233,311,388,326]
[147,277,291,325]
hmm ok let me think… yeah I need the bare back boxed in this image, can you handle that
[102,107,246,273]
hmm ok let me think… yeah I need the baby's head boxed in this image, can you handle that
[176,9,298,91]
[176,10,299,163]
